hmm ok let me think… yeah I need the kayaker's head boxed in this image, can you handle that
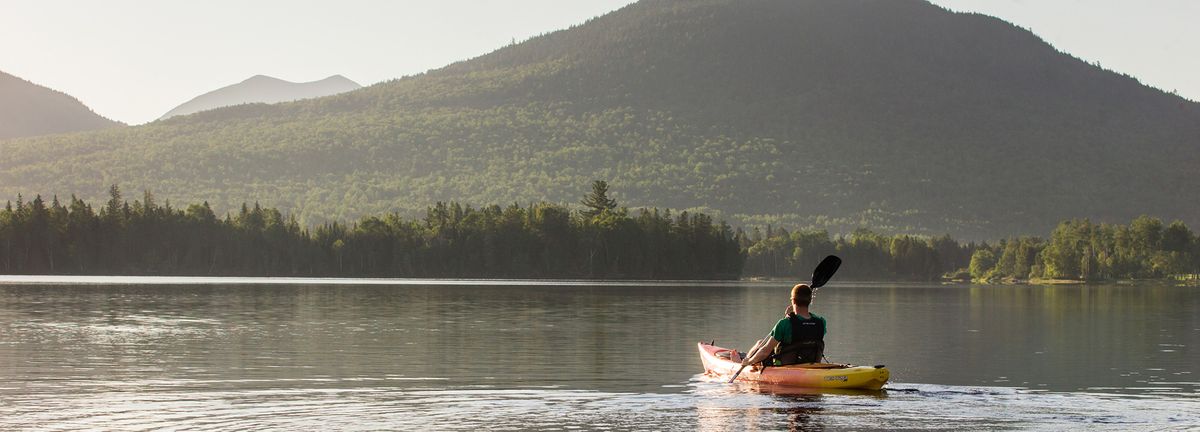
[791,284,813,307]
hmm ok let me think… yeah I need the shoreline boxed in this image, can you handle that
[747,276,1193,286]
[1,274,1191,287]
[0,275,747,287]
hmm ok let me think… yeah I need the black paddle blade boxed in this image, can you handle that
[809,255,842,288]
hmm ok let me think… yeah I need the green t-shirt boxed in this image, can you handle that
[769,313,827,344]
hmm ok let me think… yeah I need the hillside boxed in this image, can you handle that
[160,75,361,119]
[2,0,1198,239]
[0,70,122,139]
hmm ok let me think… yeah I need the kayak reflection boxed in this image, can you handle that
[693,385,886,432]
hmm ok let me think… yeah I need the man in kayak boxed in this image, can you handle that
[737,283,826,369]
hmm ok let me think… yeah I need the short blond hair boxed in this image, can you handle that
[791,283,813,306]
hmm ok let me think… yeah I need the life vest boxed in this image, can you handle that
[773,314,825,365]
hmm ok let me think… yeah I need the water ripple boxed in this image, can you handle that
[3,379,1199,431]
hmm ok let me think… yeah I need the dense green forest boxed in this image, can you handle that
[740,227,974,281]
[3,184,1196,282]
[741,217,1200,282]
[0,184,742,279]
[966,217,1199,282]
[3,0,1198,240]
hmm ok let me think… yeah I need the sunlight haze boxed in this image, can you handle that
[2,0,1197,124]
[2,3,1200,427]
[1,0,636,124]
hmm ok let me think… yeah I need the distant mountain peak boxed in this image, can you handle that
[320,75,359,85]
[160,74,362,120]
[243,74,283,83]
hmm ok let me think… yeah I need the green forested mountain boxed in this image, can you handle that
[0,70,123,139]
[2,0,1197,239]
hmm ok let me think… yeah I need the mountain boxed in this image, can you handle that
[2,0,1198,240]
[159,75,362,119]
[0,70,122,139]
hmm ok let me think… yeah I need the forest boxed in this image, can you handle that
[966,217,1198,282]
[3,184,1196,282]
[0,183,743,279]
[741,217,1199,282]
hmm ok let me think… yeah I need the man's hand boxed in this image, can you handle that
[740,359,761,371]
[783,305,794,317]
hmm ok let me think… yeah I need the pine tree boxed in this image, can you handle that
[104,185,122,221]
[581,180,617,217]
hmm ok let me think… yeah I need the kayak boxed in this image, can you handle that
[698,342,889,390]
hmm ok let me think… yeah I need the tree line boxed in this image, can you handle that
[739,227,974,281]
[967,217,1198,282]
[3,184,1197,282]
[741,216,1199,282]
[0,183,743,279]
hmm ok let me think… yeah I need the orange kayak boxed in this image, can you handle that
[698,342,889,390]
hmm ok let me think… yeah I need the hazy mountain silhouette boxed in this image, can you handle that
[0,70,122,139]
[159,75,361,119]
[2,0,1198,239]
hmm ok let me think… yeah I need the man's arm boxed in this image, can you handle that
[741,337,779,367]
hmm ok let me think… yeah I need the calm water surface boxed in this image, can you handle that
[1,278,1197,430]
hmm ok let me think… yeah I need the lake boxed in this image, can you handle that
[1,278,1197,430]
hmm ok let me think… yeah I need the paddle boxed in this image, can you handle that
[729,255,842,383]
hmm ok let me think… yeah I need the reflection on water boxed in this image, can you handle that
[5,377,1196,430]
[0,281,1197,429]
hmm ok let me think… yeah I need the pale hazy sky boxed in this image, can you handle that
[2,0,1197,125]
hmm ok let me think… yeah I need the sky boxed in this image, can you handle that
[2,0,1197,125]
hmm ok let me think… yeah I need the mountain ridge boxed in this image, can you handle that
[2,0,1198,240]
[0,70,123,139]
